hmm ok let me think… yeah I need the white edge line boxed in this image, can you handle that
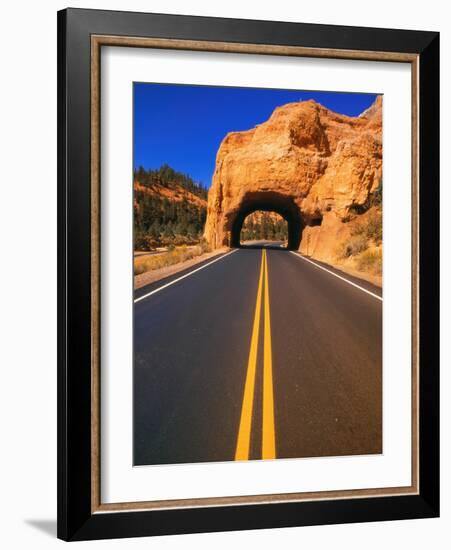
[290,251,383,302]
[134,249,238,303]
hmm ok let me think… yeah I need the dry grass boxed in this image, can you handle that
[351,209,382,245]
[356,248,383,275]
[334,207,383,278]
[337,234,369,259]
[134,244,208,275]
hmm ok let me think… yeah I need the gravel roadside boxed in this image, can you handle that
[134,247,230,290]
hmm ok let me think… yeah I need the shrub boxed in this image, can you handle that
[356,248,382,275]
[350,223,365,237]
[369,179,383,207]
[338,234,369,258]
[350,209,382,245]
[134,232,158,251]
[365,210,382,244]
[199,237,211,254]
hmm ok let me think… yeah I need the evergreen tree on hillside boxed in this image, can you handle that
[240,211,288,243]
[134,164,208,200]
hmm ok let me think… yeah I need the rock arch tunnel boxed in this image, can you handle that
[203,97,383,253]
[229,191,304,250]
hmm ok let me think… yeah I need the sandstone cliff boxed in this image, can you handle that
[204,96,383,272]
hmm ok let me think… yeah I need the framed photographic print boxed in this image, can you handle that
[57,8,439,541]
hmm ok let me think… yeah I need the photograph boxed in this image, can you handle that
[133,83,383,466]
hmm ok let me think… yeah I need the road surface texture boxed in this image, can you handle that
[134,243,382,466]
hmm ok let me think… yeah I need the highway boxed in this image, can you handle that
[133,243,382,466]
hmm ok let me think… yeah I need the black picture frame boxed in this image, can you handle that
[57,7,439,541]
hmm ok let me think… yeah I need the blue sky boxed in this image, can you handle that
[134,83,378,188]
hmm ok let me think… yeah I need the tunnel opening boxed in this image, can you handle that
[240,211,288,248]
[229,191,304,250]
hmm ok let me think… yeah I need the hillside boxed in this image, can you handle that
[134,164,208,200]
[134,165,208,250]
[134,181,206,208]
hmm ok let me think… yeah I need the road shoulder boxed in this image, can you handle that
[134,247,230,291]
[290,251,382,298]
[297,253,382,289]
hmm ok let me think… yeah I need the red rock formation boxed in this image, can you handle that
[204,96,382,258]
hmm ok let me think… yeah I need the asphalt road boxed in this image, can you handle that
[133,242,382,466]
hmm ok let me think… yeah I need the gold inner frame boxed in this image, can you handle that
[90,35,419,514]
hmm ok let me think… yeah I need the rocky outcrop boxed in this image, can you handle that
[204,96,382,256]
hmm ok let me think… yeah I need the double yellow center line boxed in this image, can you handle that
[235,249,276,461]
